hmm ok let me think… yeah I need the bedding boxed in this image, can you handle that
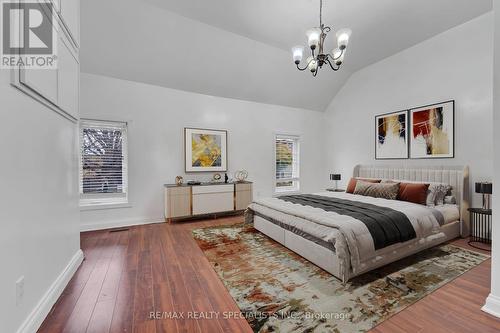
[434,204,460,225]
[248,191,448,276]
[279,194,416,250]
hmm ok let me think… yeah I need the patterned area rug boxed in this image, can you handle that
[192,223,489,333]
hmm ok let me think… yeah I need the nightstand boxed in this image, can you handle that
[468,208,492,251]
[326,189,345,192]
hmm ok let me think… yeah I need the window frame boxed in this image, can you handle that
[274,133,301,194]
[79,119,129,208]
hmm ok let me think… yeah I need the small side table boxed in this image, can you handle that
[326,189,345,192]
[468,208,492,251]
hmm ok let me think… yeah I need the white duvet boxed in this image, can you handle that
[249,191,448,275]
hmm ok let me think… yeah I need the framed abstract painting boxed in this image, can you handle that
[184,128,227,172]
[375,110,409,159]
[409,100,454,159]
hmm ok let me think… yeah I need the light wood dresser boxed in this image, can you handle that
[164,181,253,222]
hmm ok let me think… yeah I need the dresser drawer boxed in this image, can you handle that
[192,184,234,194]
[192,192,234,215]
[168,186,190,196]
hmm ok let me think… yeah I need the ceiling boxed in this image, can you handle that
[81,0,492,111]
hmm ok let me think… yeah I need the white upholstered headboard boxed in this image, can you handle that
[353,165,470,237]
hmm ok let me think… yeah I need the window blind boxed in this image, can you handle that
[79,120,128,205]
[275,135,300,192]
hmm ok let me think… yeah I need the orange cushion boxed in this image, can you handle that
[398,183,430,205]
[346,178,381,194]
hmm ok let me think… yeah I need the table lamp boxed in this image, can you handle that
[330,174,341,190]
[475,182,492,210]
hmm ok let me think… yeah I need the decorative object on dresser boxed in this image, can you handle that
[410,100,454,159]
[185,128,227,172]
[212,173,222,182]
[375,110,409,159]
[164,182,253,222]
[475,182,492,209]
[175,176,184,185]
[468,208,492,251]
[234,169,249,182]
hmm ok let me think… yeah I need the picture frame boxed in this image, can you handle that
[409,100,455,159]
[375,110,409,160]
[184,127,228,172]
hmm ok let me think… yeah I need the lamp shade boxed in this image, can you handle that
[330,174,341,181]
[336,28,352,49]
[306,28,321,48]
[291,45,304,64]
[475,182,493,194]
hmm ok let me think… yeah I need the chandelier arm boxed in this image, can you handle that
[313,68,319,77]
[296,57,314,71]
[326,59,340,71]
[331,48,345,61]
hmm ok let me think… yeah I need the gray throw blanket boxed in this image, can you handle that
[278,194,416,250]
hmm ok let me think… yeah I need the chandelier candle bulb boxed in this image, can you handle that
[307,57,318,72]
[333,49,345,66]
[306,28,321,49]
[336,28,352,49]
[292,46,304,64]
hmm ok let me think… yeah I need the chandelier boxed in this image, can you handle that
[292,0,352,76]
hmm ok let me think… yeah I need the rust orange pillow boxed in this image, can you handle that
[346,178,381,194]
[398,183,430,205]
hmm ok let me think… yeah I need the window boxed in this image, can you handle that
[79,120,128,206]
[275,134,300,193]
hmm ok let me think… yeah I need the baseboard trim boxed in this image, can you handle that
[482,293,500,318]
[80,217,165,232]
[16,249,84,333]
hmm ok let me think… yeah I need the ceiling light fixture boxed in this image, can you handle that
[292,0,352,77]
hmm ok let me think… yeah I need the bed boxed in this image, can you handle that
[248,165,470,282]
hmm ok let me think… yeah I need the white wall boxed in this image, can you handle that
[324,13,493,207]
[482,4,500,318]
[0,71,81,332]
[80,73,325,231]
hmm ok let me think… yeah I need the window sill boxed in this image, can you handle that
[80,202,132,211]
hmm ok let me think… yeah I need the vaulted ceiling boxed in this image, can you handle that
[81,0,492,111]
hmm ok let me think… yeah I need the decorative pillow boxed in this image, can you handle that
[346,178,381,194]
[398,183,430,205]
[383,179,451,207]
[427,184,452,206]
[353,180,400,200]
[444,195,457,205]
[434,184,452,206]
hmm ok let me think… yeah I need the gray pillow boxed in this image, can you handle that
[431,184,452,206]
[354,180,400,200]
[444,195,457,205]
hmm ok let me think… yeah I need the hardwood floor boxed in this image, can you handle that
[38,216,499,333]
